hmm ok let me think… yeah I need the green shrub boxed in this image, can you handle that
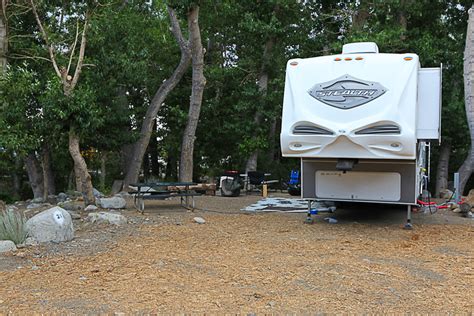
[0,208,28,245]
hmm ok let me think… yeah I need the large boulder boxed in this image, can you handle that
[97,197,126,209]
[86,212,127,225]
[0,240,17,253]
[26,207,74,243]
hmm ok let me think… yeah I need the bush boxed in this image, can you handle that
[0,208,28,245]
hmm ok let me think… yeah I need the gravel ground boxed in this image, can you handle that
[0,193,473,313]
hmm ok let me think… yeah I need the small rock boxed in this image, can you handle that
[0,240,17,253]
[97,197,126,209]
[31,197,44,204]
[31,265,39,271]
[87,212,127,225]
[26,203,42,209]
[193,217,206,224]
[7,205,18,212]
[324,217,338,224]
[439,189,454,200]
[452,207,462,213]
[57,192,68,203]
[460,203,471,214]
[114,192,130,198]
[84,205,98,212]
[46,195,57,204]
[67,211,81,220]
[25,237,39,246]
[93,188,104,198]
[58,201,82,212]
[466,211,473,218]
[266,301,276,308]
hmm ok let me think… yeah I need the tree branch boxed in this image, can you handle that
[167,5,188,51]
[69,13,88,92]
[29,0,61,78]
[67,20,80,75]
[8,53,52,62]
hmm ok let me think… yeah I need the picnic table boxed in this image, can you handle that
[129,182,201,213]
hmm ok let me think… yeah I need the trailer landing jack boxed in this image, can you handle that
[304,200,336,224]
[404,205,413,230]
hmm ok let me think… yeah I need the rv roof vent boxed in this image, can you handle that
[342,42,379,54]
[293,125,333,135]
[355,124,400,135]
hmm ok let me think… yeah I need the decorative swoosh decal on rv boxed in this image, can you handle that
[308,75,387,109]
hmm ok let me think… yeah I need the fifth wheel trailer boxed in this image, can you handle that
[280,42,442,228]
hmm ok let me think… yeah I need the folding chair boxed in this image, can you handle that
[246,171,279,195]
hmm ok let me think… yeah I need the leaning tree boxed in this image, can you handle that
[457,5,474,195]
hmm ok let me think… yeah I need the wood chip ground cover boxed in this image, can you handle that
[0,195,473,313]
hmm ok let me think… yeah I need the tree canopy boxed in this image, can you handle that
[0,0,472,201]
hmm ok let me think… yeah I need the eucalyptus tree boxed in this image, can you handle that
[178,1,206,182]
[0,0,7,71]
[16,0,101,204]
[122,3,192,188]
[457,5,474,194]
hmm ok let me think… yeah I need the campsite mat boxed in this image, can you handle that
[242,197,331,212]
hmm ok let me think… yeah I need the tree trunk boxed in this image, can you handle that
[123,6,191,188]
[68,128,95,205]
[267,117,277,162]
[435,141,451,197]
[25,153,43,199]
[179,5,206,182]
[0,1,7,72]
[245,36,275,172]
[46,162,55,195]
[352,3,369,31]
[100,151,107,189]
[398,0,407,41]
[41,144,50,201]
[11,154,21,200]
[74,164,82,192]
[149,121,160,177]
[457,5,474,195]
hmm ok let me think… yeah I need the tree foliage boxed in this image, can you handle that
[0,0,472,199]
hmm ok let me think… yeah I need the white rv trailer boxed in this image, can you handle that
[280,42,442,228]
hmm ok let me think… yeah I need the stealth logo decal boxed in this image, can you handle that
[308,75,387,109]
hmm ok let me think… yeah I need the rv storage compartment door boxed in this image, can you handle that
[302,159,417,204]
[315,171,401,201]
[417,67,441,141]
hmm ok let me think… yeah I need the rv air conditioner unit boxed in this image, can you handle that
[280,42,441,228]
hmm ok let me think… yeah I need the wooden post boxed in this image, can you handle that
[262,183,268,198]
